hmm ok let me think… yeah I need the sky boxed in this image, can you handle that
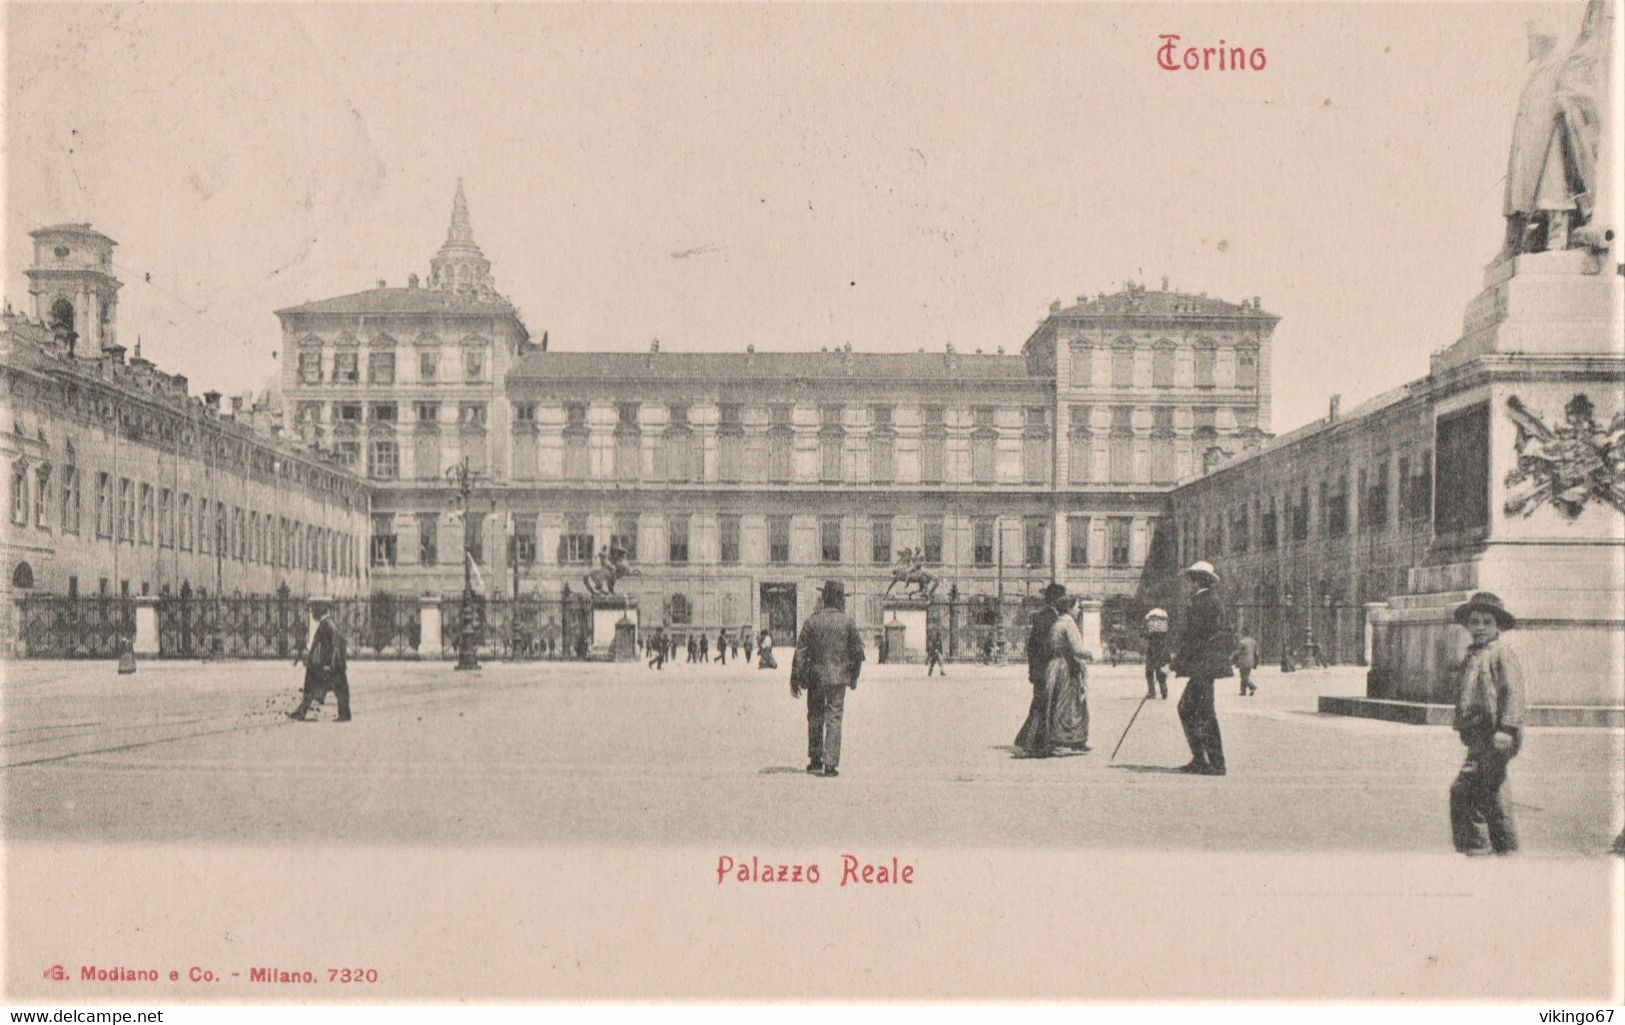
[2,1,1607,433]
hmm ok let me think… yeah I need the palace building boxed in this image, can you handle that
[267,185,1279,647]
[1,224,371,653]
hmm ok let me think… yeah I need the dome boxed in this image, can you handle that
[253,370,284,414]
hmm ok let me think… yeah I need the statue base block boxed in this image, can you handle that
[590,597,637,658]
[881,602,928,662]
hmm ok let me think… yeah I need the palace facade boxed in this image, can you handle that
[1,224,371,652]
[266,186,1279,644]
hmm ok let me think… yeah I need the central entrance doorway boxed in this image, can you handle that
[759,582,798,646]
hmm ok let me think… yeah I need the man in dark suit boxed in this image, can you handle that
[1019,582,1067,745]
[790,580,866,777]
[1172,562,1230,774]
[288,600,351,722]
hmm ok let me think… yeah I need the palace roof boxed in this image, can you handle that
[509,348,1039,385]
[276,286,519,319]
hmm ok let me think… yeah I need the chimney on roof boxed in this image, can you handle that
[203,390,221,413]
[1329,394,1342,421]
[230,395,244,416]
[745,343,756,368]
[408,273,419,289]
[1049,300,1061,314]
[1161,276,1169,291]
[377,279,386,289]
[647,338,660,368]
[1252,296,1261,310]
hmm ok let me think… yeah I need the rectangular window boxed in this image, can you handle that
[871,517,892,564]
[1019,430,1047,484]
[667,429,695,482]
[514,403,536,423]
[178,493,191,550]
[920,432,946,484]
[717,431,743,482]
[1293,486,1310,541]
[1231,506,1249,552]
[820,432,843,482]
[369,439,399,479]
[1153,345,1175,388]
[370,514,397,568]
[137,480,151,545]
[372,403,398,423]
[668,514,690,564]
[33,465,49,529]
[458,403,486,427]
[414,431,441,479]
[1261,496,1278,549]
[419,349,438,382]
[9,462,26,527]
[1111,344,1135,387]
[1194,345,1216,388]
[513,516,537,565]
[819,516,842,563]
[559,514,593,564]
[921,517,943,563]
[768,515,791,564]
[368,351,395,385]
[1069,432,1092,483]
[971,433,996,484]
[465,350,485,382]
[1068,515,1091,567]
[869,432,895,483]
[417,514,438,566]
[1069,344,1092,387]
[158,488,173,547]
[61,464,81,534]
[415,401,439,425]
[1236,349,1258,389]
[298,350,322,384]
[563,431,590,480]
[334,352,359,384]
[118,479,135,542]
[973,518,995,566]
[337,403,362,423]
[1329,476,1349,536]
[1109,435,1134,483]
[1023,517,1047,567]
[719,514,741,564]
[1364,457,1391,531]
[1151,435,1176,482]
[767,429,793,482]
[615,429,640,481]
[1109,517,1132,567]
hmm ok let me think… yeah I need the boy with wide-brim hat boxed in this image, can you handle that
[1449,591,1526,855]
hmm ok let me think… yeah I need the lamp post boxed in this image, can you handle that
[446,457,482,670]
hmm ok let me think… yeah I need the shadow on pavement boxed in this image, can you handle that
[757,766,807,775]
[1109,763,1187,775]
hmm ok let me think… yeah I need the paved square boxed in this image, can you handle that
[4,657,1621,853]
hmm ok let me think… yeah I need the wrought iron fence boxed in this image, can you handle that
[912,593,1047,662]
[439,594,592,661]
[18,596,135,658]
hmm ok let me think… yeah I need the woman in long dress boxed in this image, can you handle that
[1015,596,1092,756]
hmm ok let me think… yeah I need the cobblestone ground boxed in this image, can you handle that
[3,657,1622,852]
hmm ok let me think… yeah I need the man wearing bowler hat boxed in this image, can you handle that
[1449,592,1526,855]
[791,579,866,777]
[1171,561,1232,775]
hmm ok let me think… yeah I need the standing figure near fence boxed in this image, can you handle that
[790,580,866,777]
[926,629,946,677]
[1449,593,1526,856]
[716,629,729,665]
[757,629,777,669]
[742,629,754,665]
[1171,562,1231,775]
[648,627,667,670]
[288,600,350,722]
[1234,630,1258,696]
[1142,607,1170,700]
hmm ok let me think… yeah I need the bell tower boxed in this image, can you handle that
[24,223,121,359]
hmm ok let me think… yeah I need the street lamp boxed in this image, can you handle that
[446,457,483,670]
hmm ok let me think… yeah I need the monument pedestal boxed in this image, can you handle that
[881,600,928,662]
[1340,251,1624,723]
[590,596,638,660]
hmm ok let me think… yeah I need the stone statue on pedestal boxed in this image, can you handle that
[1502,0,1613,258]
